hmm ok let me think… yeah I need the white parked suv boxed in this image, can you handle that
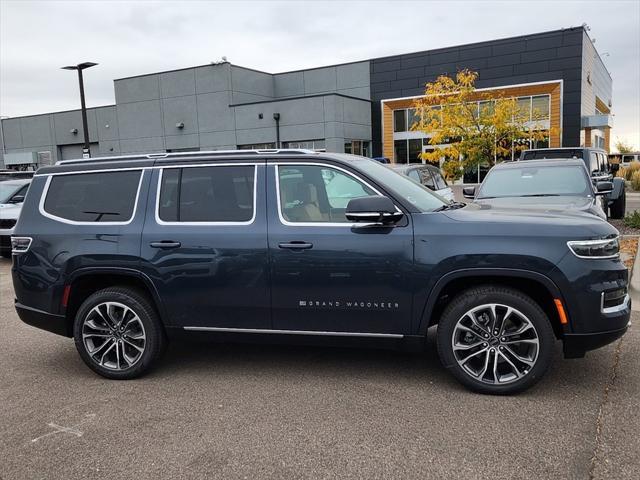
[0,178,31,258]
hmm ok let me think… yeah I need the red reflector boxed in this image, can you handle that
[62,285,71,308]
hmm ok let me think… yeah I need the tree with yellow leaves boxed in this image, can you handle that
[413,70,550,178]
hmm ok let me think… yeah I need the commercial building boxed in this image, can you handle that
[0,26,612,169]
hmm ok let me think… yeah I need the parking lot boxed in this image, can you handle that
[0,259,638,479]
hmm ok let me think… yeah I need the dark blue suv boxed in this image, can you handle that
[10,150,630,394]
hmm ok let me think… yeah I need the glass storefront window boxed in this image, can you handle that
[408,139,422,164]
[408,108,421,131]
[284,140,326,150]
[516,97,531,121]
[532,95,550,120]
[394,109,407,132]
[394,140,408,163]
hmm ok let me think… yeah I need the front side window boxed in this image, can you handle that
[278,165,377,223]
[158,165,255,223]
[417,168,436,189]
[432,171,448,190]
[43,170,141,222]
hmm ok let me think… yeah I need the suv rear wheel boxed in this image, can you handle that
[436,286,554,395]
[73,287,166,379]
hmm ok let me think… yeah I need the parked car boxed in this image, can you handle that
[0,178,31,258]
[11,151,629,394]
[619,152,640,168]
[372,157,391,164]
[519,147,625,219]
[463,159,610,220]
[391,164,455,202]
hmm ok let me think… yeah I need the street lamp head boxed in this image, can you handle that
[61,62,98,71]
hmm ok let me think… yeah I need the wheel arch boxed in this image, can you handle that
[63,268,167,337]
[419,269,566,339]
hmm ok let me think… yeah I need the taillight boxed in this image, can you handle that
[11,236,32,254]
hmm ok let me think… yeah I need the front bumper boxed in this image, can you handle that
[563,323,629,358]
[15,302,70,337]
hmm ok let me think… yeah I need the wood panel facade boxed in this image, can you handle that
[381,81,563,162]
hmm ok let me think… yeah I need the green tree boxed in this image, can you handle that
[615,139,635,154]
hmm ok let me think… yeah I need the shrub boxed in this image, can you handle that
[631,171,640,191]
[623,210,640,229]
[625,162,640,181]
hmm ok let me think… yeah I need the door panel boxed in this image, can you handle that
[267,162,414,335]
[140,163,270,329]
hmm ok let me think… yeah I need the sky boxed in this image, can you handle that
[1,0,639,151]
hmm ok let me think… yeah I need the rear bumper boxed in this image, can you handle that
[563,324,629,358]
[15,302,70,337]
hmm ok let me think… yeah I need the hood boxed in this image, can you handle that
[474,196,606,220]
[0,203,22,220]
[426,201,617,240]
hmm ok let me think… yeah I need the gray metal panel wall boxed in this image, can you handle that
[369,28,586,156]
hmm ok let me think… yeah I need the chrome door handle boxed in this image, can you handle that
[149,241,181,249]
[278,241,313,250]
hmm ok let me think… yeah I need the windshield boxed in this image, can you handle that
[0,182,24,203]
[351,157,448,211]
[477,165,591,199]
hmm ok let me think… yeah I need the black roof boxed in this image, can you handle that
[493,158,587,169]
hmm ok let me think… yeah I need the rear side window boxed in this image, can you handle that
[432,171,448,190]
[158,165,255,223]
[43,170,141,222]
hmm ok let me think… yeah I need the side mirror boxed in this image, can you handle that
[345,196,403,225]
[9,195,25,204]
[462,186,476,199]
[595,181,613,195]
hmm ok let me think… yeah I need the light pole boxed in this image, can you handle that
[62,62,98,158]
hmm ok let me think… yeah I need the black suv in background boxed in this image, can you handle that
[11,150,630,394]
[519,147,626,218]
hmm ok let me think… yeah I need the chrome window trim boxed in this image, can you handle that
[275,162,391,227]
[155,163,258,226]
[183,326,403,338]
[38,170,145,226]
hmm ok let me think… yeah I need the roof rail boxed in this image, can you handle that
[54,148,318,166]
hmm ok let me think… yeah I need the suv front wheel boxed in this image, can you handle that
[437,286,554,395]
[73,287,166,379]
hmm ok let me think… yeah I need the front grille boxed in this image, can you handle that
[0,219,17,229]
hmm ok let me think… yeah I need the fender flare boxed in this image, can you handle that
[417,268,563,336]
[64,267,168,325]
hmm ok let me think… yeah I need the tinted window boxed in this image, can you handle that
[417,168,436,189]
[44,170,141,222]
[477,166,591,199]
[522,149,584,160]
[278,165,376,223]
[432,171,448,190]
[159,165,255,222]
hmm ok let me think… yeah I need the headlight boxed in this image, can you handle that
[567,236,619,259]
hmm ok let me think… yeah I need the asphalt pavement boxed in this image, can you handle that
[0,259,638,479]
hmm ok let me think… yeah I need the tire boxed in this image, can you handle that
[609,189,625,219]
[436,285,555,395]
[73,287,166,379]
